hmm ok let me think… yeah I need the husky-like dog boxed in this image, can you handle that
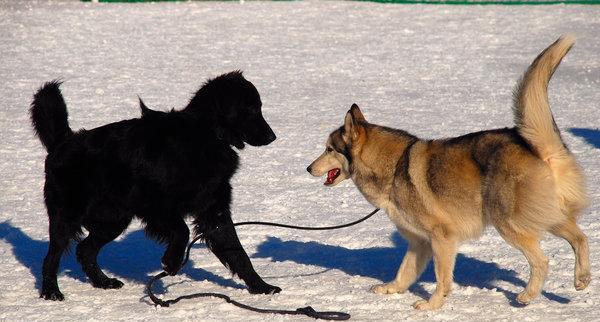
[307,35,590,310]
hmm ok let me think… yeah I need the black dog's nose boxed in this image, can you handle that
[306,165,312,173]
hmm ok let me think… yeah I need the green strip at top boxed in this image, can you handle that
[354,0,600,4]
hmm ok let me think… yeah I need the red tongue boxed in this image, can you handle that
[325,169,340,185]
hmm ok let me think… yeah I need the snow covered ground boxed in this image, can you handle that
[1,1,599,321]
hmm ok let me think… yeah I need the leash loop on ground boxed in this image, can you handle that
[145,208,380,320]
[296,306,351,320]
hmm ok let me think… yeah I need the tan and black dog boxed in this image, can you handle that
[307,35,590,310]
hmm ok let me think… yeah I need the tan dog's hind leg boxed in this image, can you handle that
[413,227,457,310]
[551,218,591,290]
[372,235,432,295]
[497,225,548,305]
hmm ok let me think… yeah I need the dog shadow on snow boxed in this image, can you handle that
[0,220,572,306]
[569,128,600,149]
[254,233,571,307]
[0,221,245,300]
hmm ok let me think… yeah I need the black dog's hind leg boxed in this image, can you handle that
[197,189,281,295]
[145,216,190,276]
[77,216,130,289]
[41,209,80,301]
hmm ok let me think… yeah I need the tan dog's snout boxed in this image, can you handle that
[306,152,332,177]
[306,148,349,186]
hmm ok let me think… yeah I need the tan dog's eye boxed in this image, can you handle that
[326,147,333,153]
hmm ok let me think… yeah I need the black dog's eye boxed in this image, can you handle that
[326,147,333,153]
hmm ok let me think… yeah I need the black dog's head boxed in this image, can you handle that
[185,71,276,149]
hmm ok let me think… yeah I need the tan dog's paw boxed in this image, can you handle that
[412,299,443,310]
[516,291,533,305]
[371,282,405,294]
[575,273,591,291]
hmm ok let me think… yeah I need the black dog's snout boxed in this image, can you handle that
[243,125,276,147]
[306,165,312,173]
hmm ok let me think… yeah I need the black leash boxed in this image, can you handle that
[146,208,380,320]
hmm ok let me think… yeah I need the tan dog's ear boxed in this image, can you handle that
[349,103,365,122]
[344,103,365,141]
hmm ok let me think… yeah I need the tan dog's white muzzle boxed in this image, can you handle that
[307,151,348,186]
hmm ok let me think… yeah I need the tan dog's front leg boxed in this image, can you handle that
[372,237,431,295]
[413,229,456,310]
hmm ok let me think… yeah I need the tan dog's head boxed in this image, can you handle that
[307,104,366,186]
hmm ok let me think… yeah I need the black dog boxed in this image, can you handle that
[30,71,280,301]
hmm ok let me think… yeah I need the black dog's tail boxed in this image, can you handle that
[30,80,73,152]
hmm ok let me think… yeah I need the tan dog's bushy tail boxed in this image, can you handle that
[513,34,573,161]
[513,34,588,217]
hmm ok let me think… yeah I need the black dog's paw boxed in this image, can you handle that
[161,256,183,276]
[40,287,64,301]
[92,277,124,289]
[248,283,281,295]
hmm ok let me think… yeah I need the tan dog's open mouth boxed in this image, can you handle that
[324,168,341,185]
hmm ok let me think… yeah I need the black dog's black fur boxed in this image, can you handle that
[30,71,280,301]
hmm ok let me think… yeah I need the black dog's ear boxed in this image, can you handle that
[138,96,151,117]
[139,96,163,118]
[213,123,224,140]
[226,134,246,149]
[207,100,246,149]
[214,122,245,149]
[183,71,249,149]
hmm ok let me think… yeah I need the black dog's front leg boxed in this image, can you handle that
[205,215,281,294]
[196,191,280,294]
